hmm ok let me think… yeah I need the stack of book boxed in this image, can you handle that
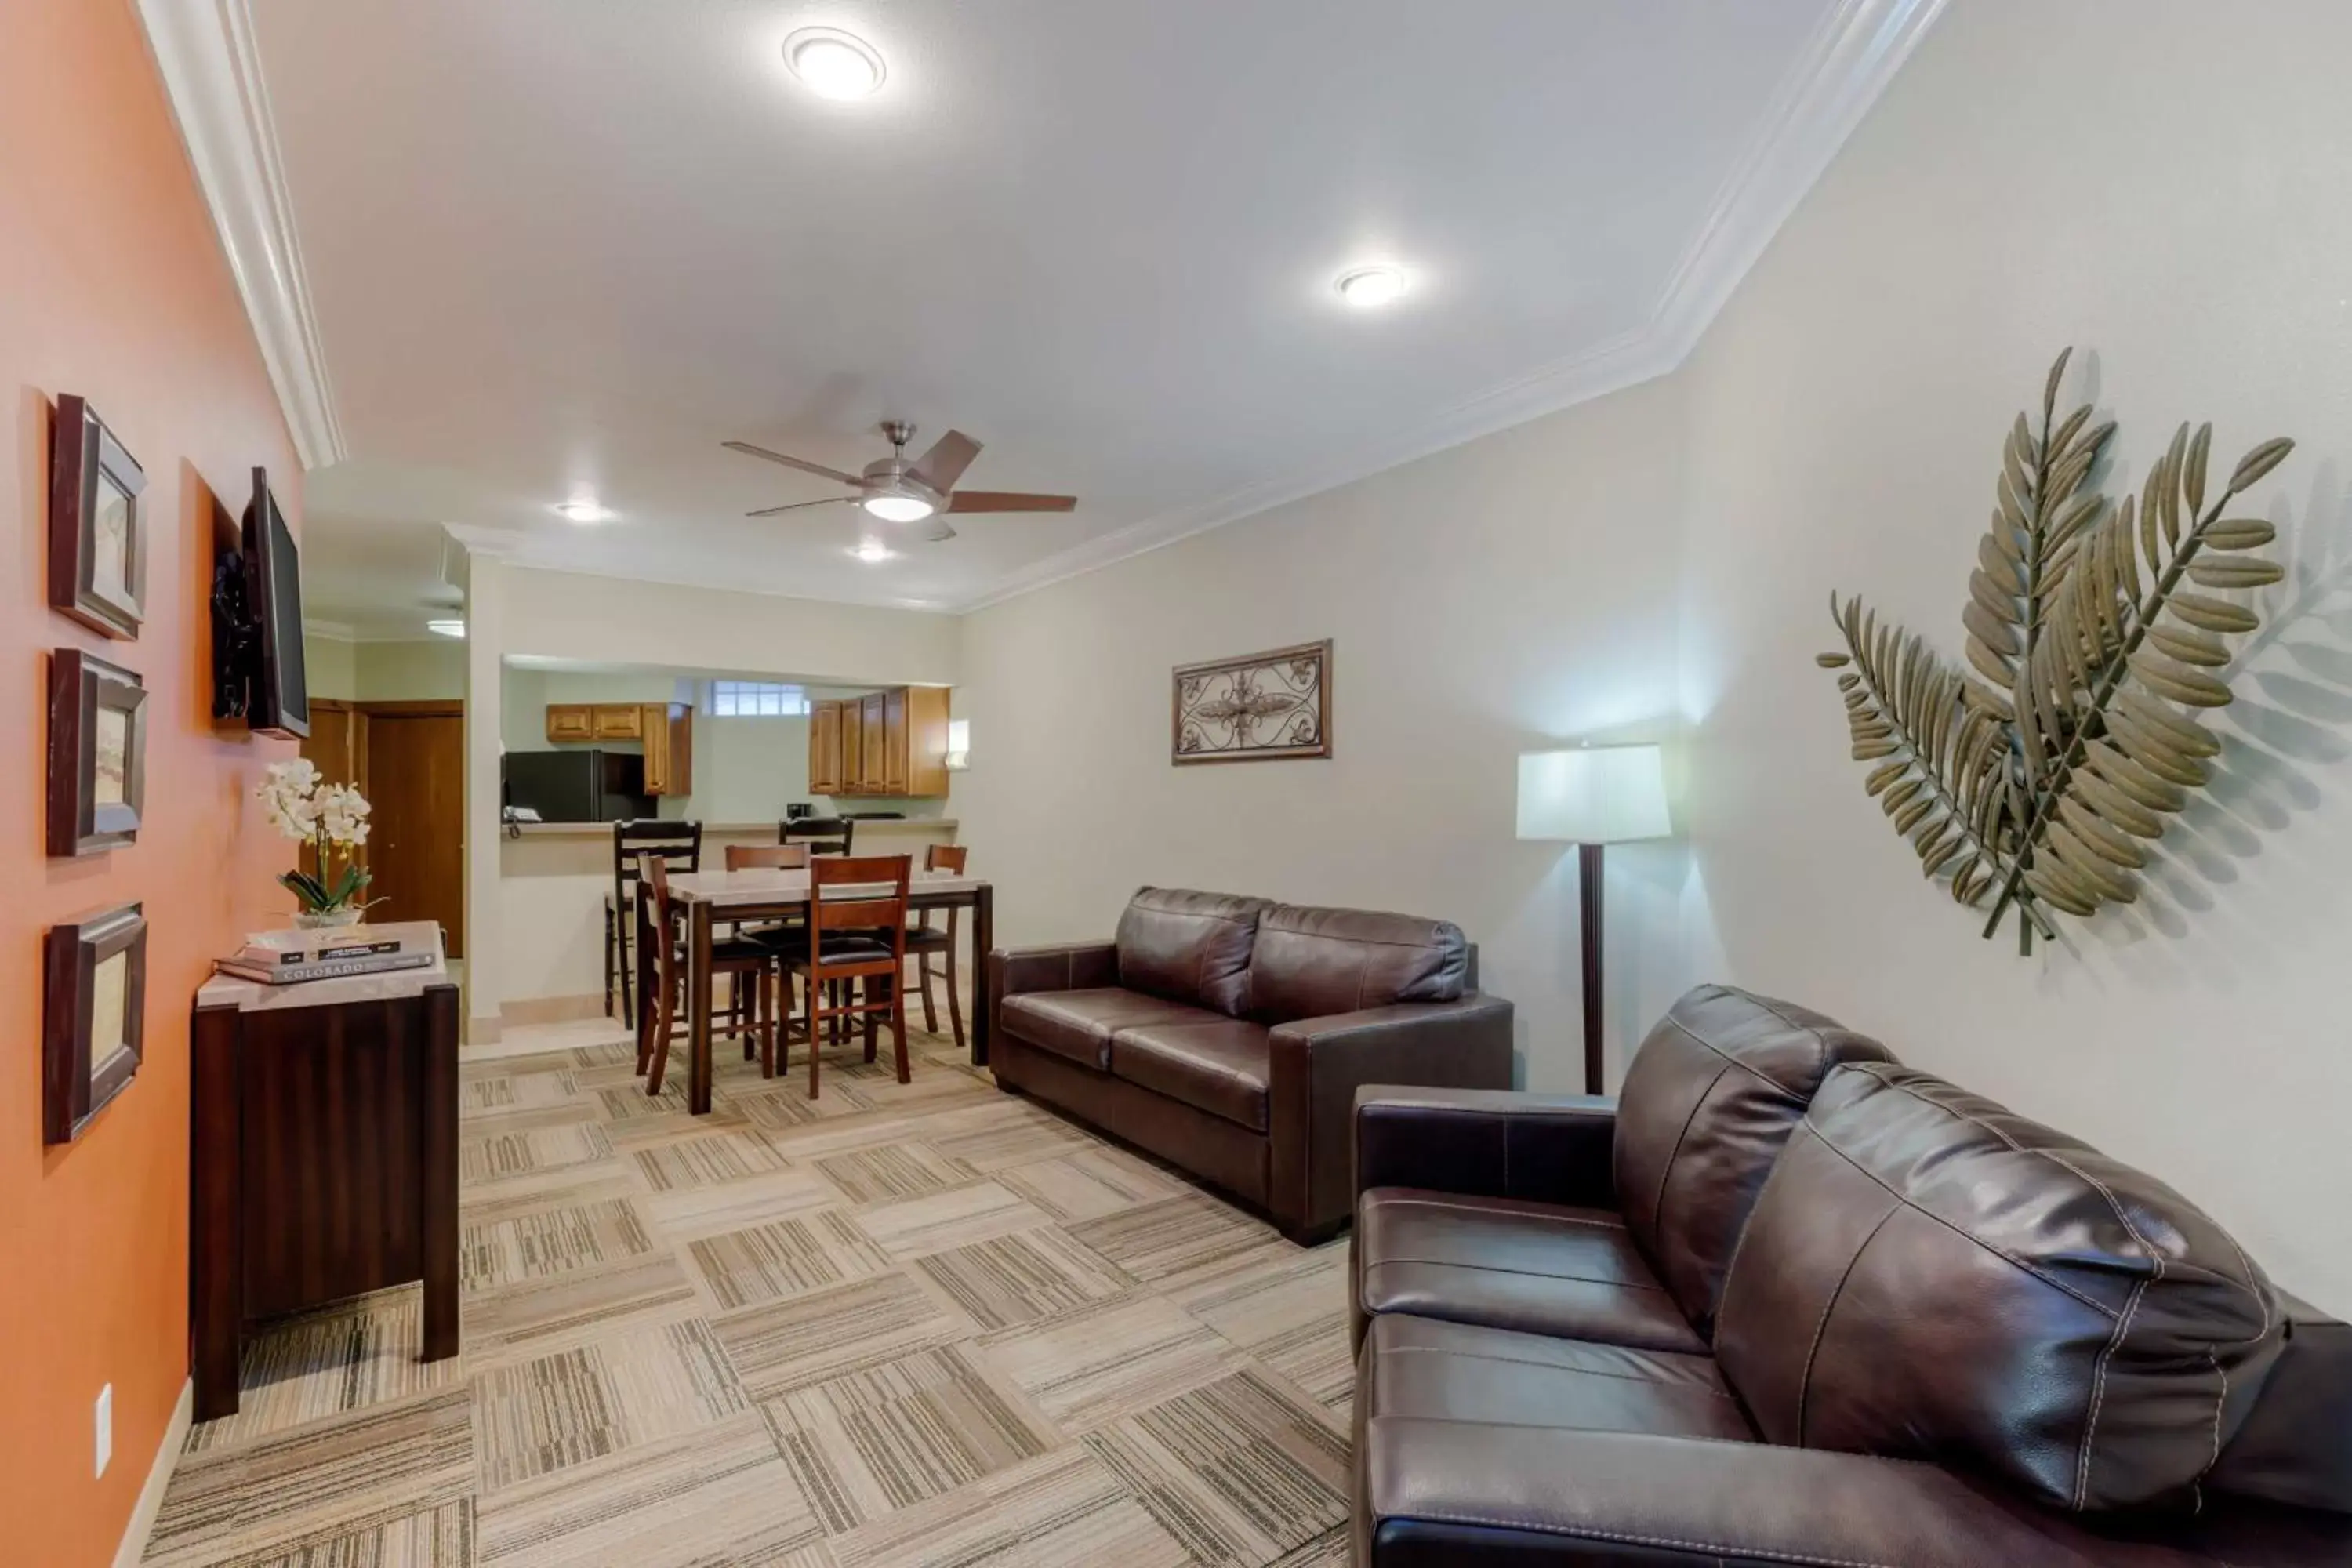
[213,931,433,985]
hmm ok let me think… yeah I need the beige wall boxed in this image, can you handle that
[956,373,1696,1093]
[1670,0,2352,1308]
[957,0,2352,1307]
[301,635,466,702]
[503,566,960,687]
[306,631,357,700]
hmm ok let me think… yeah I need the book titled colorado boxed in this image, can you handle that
[214,949,431,985]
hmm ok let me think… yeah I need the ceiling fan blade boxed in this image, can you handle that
[946,490,1078,514]
[746,496,858,517]
[909,429,982,492]
[926,521,958,543]
[722,440,862,488]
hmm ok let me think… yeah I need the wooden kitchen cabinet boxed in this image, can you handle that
[808,701,844,794]
[859,693,887,793]
[641,704,693,797]
[591,705,644,741]
[805,687,953,798]
[546,704,594,742]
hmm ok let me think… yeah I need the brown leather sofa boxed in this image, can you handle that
[988,887,1512,1242]
[1350,983,2352,1566]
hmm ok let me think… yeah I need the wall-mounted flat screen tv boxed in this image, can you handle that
[243,466,307,739]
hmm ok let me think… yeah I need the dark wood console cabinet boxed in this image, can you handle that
[189,946,459,1421]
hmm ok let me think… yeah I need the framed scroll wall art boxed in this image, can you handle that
[1172,639,1332,764]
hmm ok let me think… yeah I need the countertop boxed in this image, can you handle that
[509,818,956,838]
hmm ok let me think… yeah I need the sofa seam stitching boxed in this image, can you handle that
[1372,1511,1900,1568]
[1663,1014,1806,1104]
[1365,1258,1674,1291]
[2078,1274,2149,1508]
[1648,1059,1735,1276]
[1377,1343,1736,1399]
[1794,1201,1900,1446]
[1373,1196,1625,1228]
[1798,1118,2118,1322]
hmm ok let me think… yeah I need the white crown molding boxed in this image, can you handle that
[301,618,358,642]
[951,0,1945,615]
[138,0,346,470]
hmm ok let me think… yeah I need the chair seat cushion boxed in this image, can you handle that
[1109,1018,1271,1131]
[1356,1188,1706,1354]
[901,925,953,953]
[1000,989,1226,1072]
[1361,1312,1754,1442]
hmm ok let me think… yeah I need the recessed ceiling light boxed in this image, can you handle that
[554,498,615,524]
[426,619,466,638]
[848,539,895,564]
[861,493,935,524]
[1335,265,1410,309]
[784,27,886,100]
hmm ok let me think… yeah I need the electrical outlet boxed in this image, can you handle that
[95,1384,112,1478]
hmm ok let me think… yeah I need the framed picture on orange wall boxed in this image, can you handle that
[49,393,147,639]
[43,902,147,1144]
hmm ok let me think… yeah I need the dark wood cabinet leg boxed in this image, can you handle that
[190,1004,244,1421]
[688,901,715,1115]
[419,984,460,1363]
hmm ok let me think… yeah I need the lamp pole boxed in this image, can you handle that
[1579,840,1605,1094]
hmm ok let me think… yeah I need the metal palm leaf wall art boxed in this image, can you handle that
[1817,350,2296,953]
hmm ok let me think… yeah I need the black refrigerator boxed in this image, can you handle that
[503,750,655,823]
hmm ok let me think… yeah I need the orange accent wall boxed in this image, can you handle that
[2,1,300,1560]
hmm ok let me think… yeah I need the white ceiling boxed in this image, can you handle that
[213,0,1933,635]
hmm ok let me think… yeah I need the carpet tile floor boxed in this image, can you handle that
[144,1018,1355,1567]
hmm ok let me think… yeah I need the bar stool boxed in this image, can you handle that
[637,854,779,1096]
[612,819,701,1026]
[902,844,968,1053]
[780,816,855,857]
[776,855,910,1097]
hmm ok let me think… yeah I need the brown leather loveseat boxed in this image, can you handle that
[989,887,1512,1242]
[1350,983,2352,1565]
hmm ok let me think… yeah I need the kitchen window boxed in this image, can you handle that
[710,681,808,717]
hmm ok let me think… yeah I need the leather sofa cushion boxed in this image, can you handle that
[2209,1297,2352,1513]
[1613,984,1893,1336]
[1114,887,1269,1015]
[1356,1188,1705,1355]
[1000,989,1226,1071]
[1715,1062,2285,1514]
[1248,904,1469,1023]
[1109,1018,1269,1131]
[1360,1312,1753,1443]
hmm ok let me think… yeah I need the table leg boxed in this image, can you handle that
[970,884,994,1066]
[689,900,715,1115]
[419,983,460,1363]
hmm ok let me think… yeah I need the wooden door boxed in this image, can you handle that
[365,708,466,958]
[546,704,593,742]
[641,705,671,793]
[592,704,643,740]
[860,694,887,793]
[299,699,368,883]
[883,689,908,795]
[905,686,950,797]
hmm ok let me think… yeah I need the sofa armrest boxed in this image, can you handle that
[1356,1420,2278,1566]
[1266,996,1514,1240]
[1354,1087,1616,1210]
[988,941,1119,1000]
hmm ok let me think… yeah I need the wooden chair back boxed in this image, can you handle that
[616,818,700,923]
[726,843,810,871]
[781,816,855,856]
[807,855,910,970]
[924,844,968,875]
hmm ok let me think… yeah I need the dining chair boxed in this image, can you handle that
[723,843,811,1047]
[612,819,701,1026]
[777,854,911,1098]
[901,844,968,1053]
[780,816,855,857]
[636,853,779,1096]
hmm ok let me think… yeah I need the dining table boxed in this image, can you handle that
[635,865,995,1115]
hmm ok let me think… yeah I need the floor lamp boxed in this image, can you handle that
[1517,743,1672,1094]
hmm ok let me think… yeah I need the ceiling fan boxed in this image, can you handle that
[724,421,1077,543]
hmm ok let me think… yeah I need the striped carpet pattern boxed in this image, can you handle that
[144,1018,1355,1567]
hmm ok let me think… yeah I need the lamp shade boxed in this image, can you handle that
[1517,743,1671,844]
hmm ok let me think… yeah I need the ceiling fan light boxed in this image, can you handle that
[848,539,895,564]
[785,28,885,100]
[862,493,935,524]
[1336,265,1409,309]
